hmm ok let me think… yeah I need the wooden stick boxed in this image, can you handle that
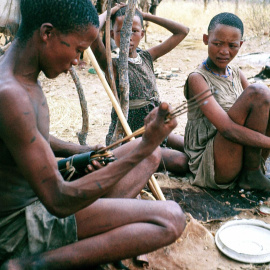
[69,66,89,145]
[111,0,137,145]
[86,47,165,201]
[105,0,119,104]
[98,91,213,153]
[97,127,145,154]
[85,48,133,136]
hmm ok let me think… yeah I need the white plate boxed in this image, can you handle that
[259,205,270,215]
[215,219,270,263]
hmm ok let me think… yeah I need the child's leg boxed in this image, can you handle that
[159,148,189,175]
[4,199,186,269]
[262,121,270,160]
[213,84,270,190]
[167,133,185,152]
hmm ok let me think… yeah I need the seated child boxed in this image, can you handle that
[184,12,270,190]
[92,5,190,175]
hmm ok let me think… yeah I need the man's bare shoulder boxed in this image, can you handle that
[0,77,30,106]
[0,75,36,130]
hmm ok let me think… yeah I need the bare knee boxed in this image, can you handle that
[170,152,189,174]
[246,83,270,106]
[160,148,189,175]
[160,201,186,242]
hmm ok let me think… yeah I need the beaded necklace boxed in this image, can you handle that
[203,60,230,78]
[128,53,142,65]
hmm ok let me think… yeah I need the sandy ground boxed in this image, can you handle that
[39,34,270,269]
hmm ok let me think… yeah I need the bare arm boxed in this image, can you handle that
[98,3,125,30]
[91,3,125,73]
[239,68,250,90]
[187,72,270,149]
[0,87,175,218]
[49,135,103,158]
[143,12,189,61]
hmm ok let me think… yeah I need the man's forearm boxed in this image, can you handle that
[54,141,157,217]
[49,135,92,157]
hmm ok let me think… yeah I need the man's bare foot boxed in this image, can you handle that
[238,169,270,191]
[143,102,177,147]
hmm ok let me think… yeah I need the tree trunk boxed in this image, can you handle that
[204,0,207,12]
[111,0,137,144]
[235,0,239,15]
[105,0,119,103]
[69,66,89,145]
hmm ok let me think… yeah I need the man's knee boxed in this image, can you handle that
[246,83,270,106]
[162,201,186,241]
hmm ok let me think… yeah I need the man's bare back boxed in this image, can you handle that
[0,64,49,216]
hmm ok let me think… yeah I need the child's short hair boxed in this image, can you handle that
[17,0,99,41]
[112,6,143,28]
[208,12,244,38]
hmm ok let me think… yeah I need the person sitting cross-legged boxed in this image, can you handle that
[0,1,186,269]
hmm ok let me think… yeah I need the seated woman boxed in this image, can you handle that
[184,12,270,190]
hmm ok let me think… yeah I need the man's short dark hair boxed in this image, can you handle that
[111,6,143,28]
[208,12,244,38]
[17,0,99,41]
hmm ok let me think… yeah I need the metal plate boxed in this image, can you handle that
[259,205,270,215]
[215,219,270,263]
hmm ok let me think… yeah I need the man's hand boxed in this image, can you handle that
[84,145,106,173]
[85,160,104,174]
[88,144,104,152]
[84,149,116,174]
[142,102,177,148]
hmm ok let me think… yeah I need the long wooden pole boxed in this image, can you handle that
[69,66,89,145]
[85,47,166,201]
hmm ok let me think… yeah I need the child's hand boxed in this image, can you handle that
[135,8,145,19]
[111,2,126,15]
[140,10,147,20]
